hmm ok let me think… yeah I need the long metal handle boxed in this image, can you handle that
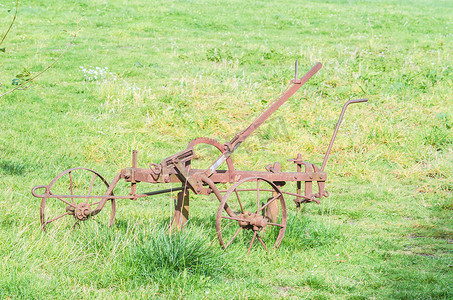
[204,62,323,177]
[321,98,368,172]
[230,62,322,149]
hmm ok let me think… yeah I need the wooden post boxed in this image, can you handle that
[170,189,189,232]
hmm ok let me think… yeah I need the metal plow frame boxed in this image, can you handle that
[32,61,367,253]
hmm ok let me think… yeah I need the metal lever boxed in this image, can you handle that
[292,60,300,84]
[321,99,368,172]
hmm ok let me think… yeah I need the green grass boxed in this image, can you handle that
[1,0,452,298]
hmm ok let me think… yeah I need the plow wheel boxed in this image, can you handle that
[216,177,287,253]
[35,168,117,231]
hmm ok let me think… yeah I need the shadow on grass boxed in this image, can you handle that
[280,212,343,250]
[0,159,26,175]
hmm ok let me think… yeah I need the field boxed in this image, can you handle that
[0,0,452,298]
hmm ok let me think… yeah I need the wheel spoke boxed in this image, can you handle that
[267,222,285,228]
[49,191,76,207]
[221,215,249,223]
[256,179,260,213]
[256,233,268,251]
[92,216,102,224]
[69,171,74,204]
[89,173,97,195]
[248,231,257,254]
[225,227,242,249]
[71,220,80,231]
[258,193,281,212]
[45,212,70,225]
[234,189,245,213]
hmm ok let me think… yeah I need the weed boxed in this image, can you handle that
[130,225,227,279]
[424,126,452,150]
[206,47,233,63]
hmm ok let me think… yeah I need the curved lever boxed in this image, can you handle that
[31,185,49,198]
[321,98,368,172]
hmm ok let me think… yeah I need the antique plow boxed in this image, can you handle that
[32,61,367,252]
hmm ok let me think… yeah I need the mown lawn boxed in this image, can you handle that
[0,0,452,298]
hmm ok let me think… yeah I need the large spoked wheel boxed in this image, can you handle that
[216,177,287,253]
[35,168,117,231]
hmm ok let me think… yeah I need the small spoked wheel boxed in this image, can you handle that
[216,177,287,253]
[36,168,117,231]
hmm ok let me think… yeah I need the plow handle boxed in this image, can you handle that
[231,62,323,148]
[204,62,322,178]
[321,98,368,172]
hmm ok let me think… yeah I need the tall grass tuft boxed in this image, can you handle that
[130,225,227,279]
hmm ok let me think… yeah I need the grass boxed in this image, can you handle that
[1,0,452,298]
